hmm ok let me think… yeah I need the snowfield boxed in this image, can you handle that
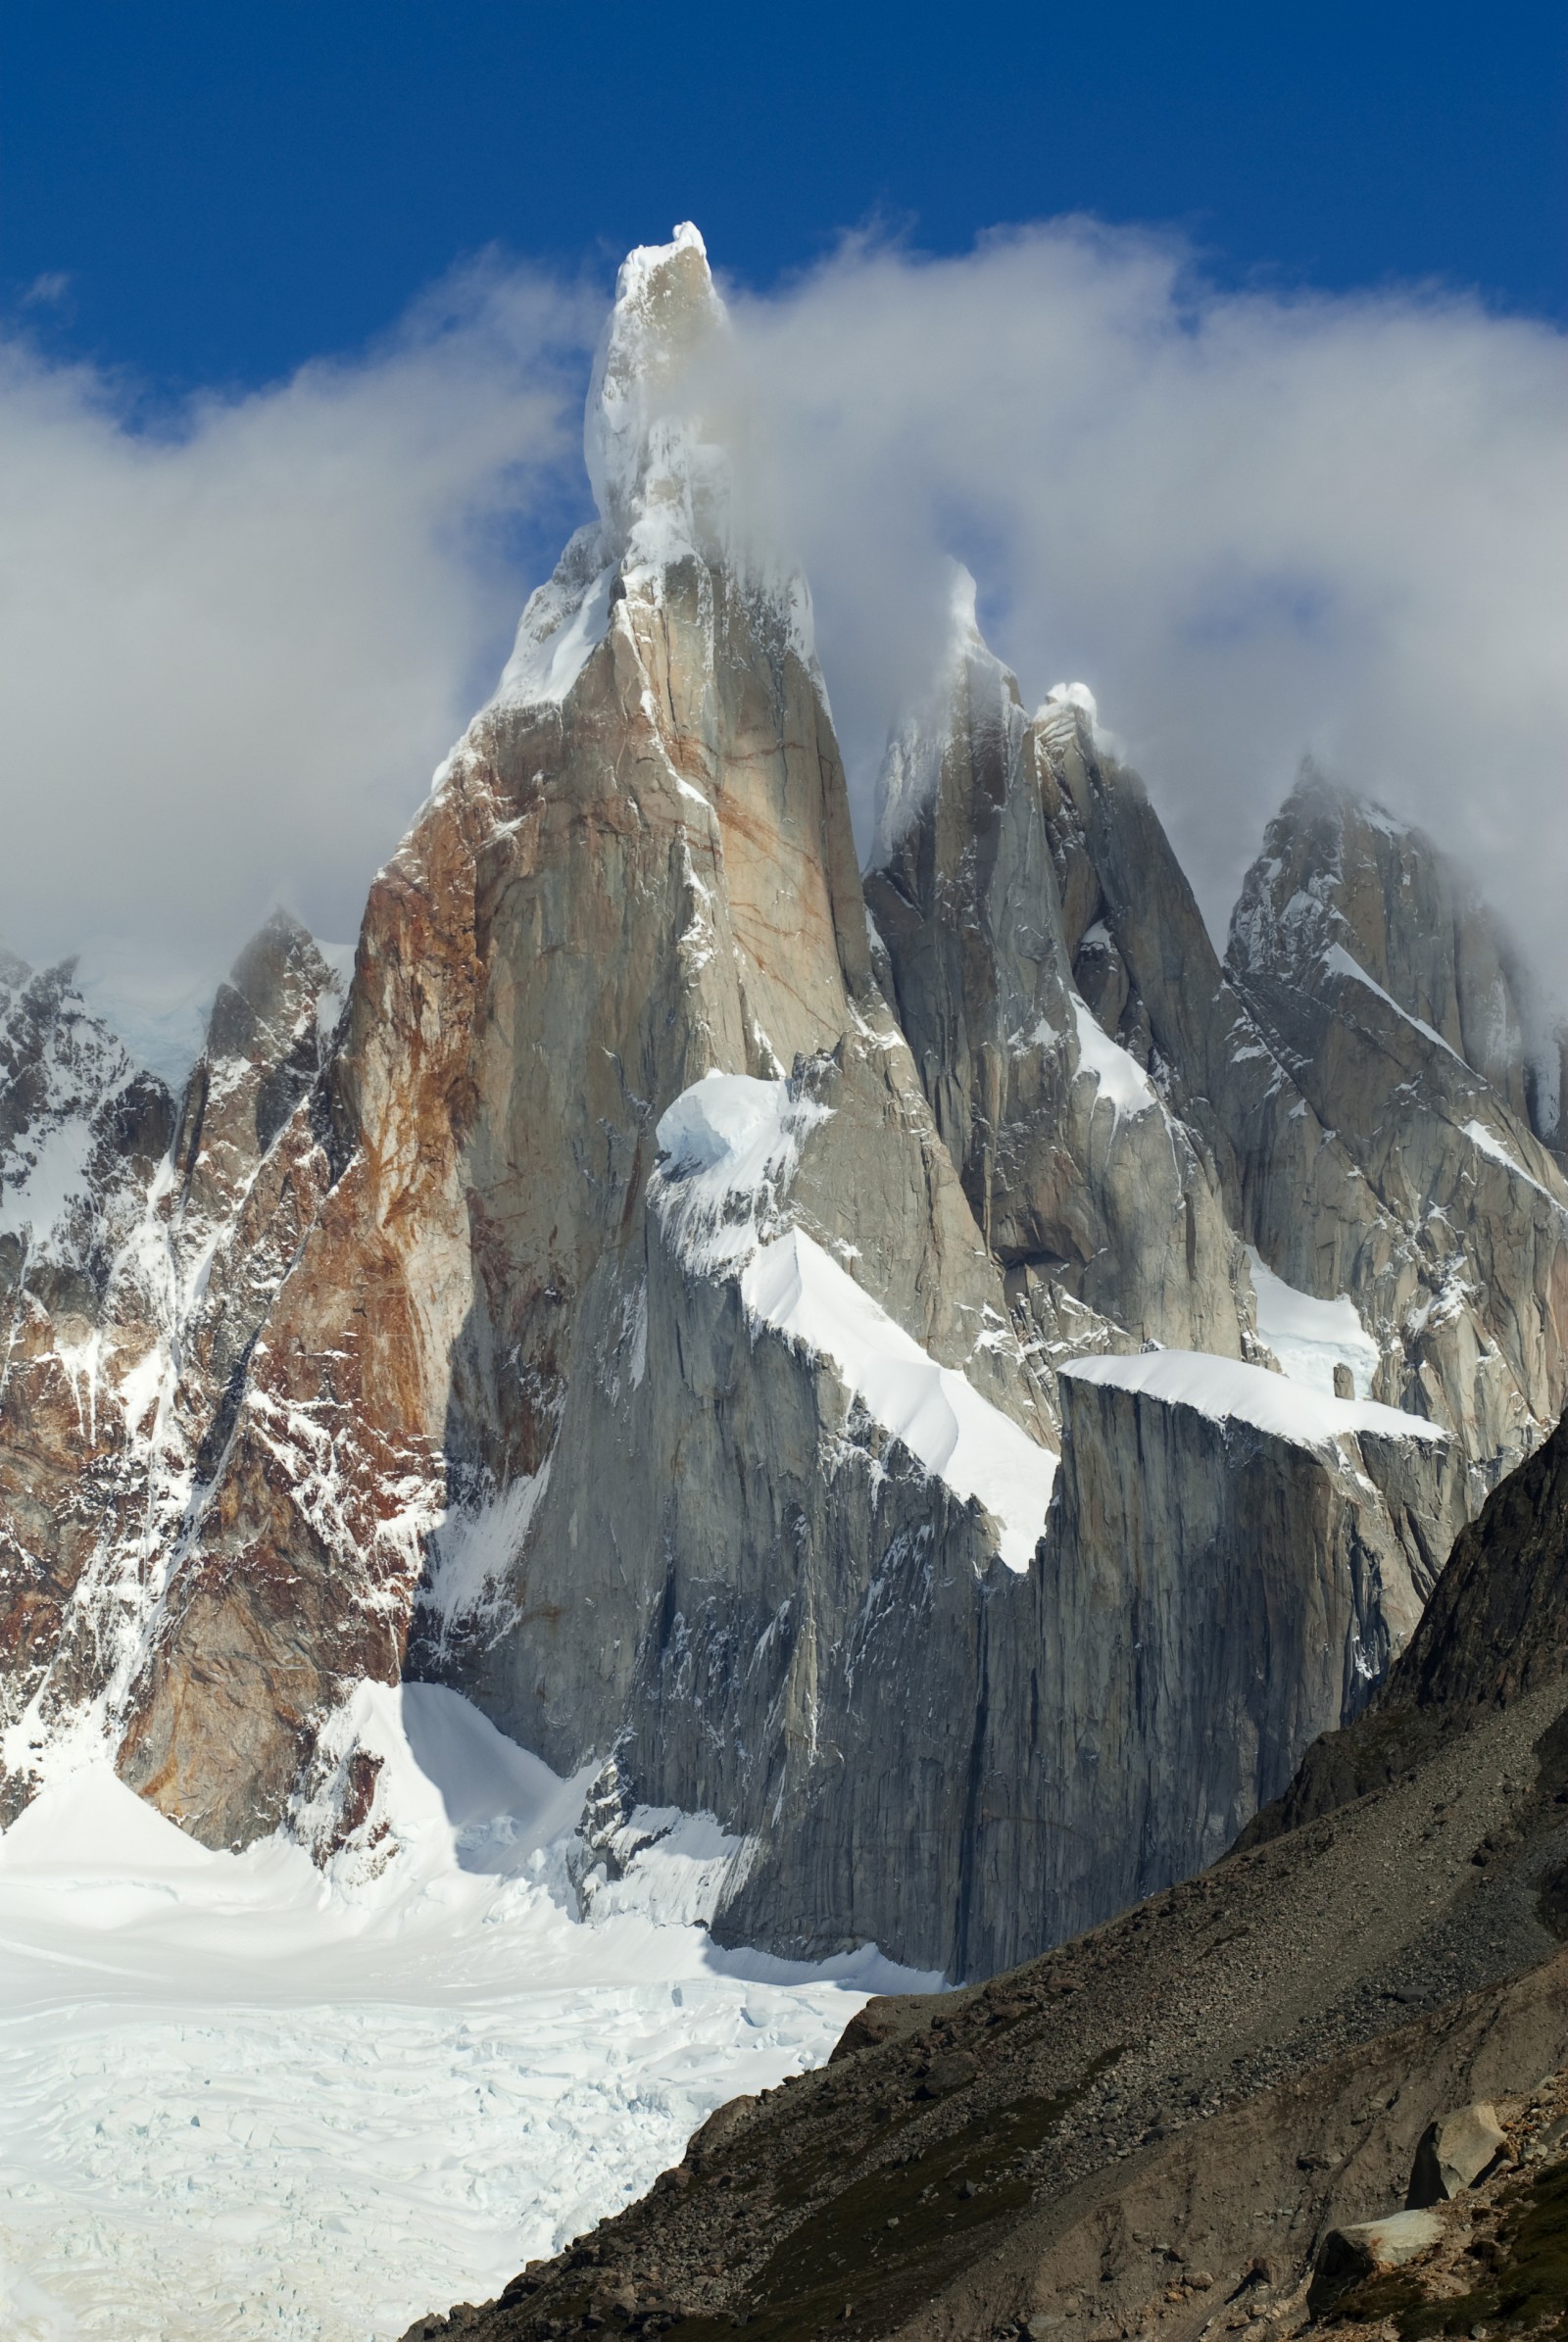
[0,1685,931,2342]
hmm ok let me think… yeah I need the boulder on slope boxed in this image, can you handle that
[1307,2209,1446,2317]
[1406,2100,1511,2208]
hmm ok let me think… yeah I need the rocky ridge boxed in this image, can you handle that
[1224,769,1568,1488]
[1,225,1565,1979]
[0,914,349,1821]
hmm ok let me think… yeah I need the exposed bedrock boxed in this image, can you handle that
[0,921,346,1825]
[1224,768,1568,1488]
[867,589,1568,1514]
[943,1362,1457,1975]
[864,581,1252,1381]
[107,233,1059,1867]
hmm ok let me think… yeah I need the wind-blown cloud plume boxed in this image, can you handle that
[1,220,1565,1072]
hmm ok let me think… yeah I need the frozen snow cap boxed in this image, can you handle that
[494,224,817,717]
[585,223,728,551]
[1041,680,1099,727]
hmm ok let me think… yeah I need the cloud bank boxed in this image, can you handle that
[0,264,595,1071]
[1,220,1565,1073]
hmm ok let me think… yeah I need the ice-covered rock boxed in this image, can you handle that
[0,915,350,1830]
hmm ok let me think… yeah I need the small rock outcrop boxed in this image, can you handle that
[1406,2101,1511,2208]
[1308,2209,1446,2316]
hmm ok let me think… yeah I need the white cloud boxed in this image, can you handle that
[0,260,596,1068]
[3,220,1566,1079]
[710,223,1568,1002]
[21,272,72,310]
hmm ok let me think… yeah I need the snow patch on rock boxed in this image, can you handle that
[417,1462,555,1655]
[1463,1117,1568,1217]
[0,1108,97,1246]
[1062,1346,1446,1452]
[1037,679,1122,759]
[1071,995,1158,1129]
[1247,1247,1381,1398]
[653,1072,1055,1570]
[1322,943,1468,1066]
[653,1070,831,1277]
[497,524,617,709]
[742,1228,1055,1571]
[1041,680,1099,725]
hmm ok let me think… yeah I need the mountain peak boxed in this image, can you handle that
[498,224,815,715]
[1279,755,1411,843]
[869,563,1022,864]
[585,221,727,558]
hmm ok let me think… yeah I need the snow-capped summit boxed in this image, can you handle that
[497,224,815,715]
[870,562,1023,864]
[1039,677,1100,732]
[499,224,733,711]
[584,220,727,560]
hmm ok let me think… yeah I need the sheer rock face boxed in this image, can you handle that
[864,592,1252,1389]
[867,617,1568,1524]
[1224,771,1568,1494]
[1,232,1564,1978]
[858,607,1433,1485]
[101,230,1065,1918]
[980,1368,1461,1959]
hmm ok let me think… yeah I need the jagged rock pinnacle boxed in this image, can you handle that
[496,223,815,714]
[585,221,727,559]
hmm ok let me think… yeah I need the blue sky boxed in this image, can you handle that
[4,3,1568,1054]
[8,1,1567,391]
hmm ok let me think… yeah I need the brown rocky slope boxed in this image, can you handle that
[404,1409,1568,2342]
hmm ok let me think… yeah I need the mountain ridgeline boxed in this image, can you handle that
[1,227,1565,1980]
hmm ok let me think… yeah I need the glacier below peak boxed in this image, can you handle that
[0,1678,932,2342]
